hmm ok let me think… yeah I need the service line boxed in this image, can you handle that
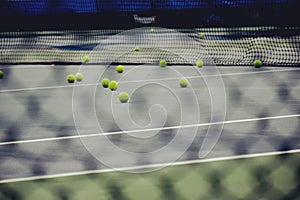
[0,113,299,146]
[0,67,299,94]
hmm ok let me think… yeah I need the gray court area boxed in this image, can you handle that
[0,65,299,180]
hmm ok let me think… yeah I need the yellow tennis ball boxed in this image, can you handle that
[199,33,205,39]
[82,55,90,63]
[196,60,204,68]
[67,74,76,83]
[0,70,4,79]
[118,92,129,103]
[160,60,167,67]
[116,65,124,73]
[108,80,118,91]
[253,60,262,68]
[101,78,110,88]
[75,73,83,81]
[179,78,189,88]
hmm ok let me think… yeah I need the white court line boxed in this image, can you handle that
[0,65,105,70]
[0,67,300,94]
[119,67,300,84]
[1,148,300,184]
[0,65,94,70]
[0,84,95,93]
[0,114,299,146]
[0,65,105,69]
[0,64,297,69]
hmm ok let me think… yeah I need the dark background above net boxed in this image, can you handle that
[0,0,298,14]
[0,0,299,31]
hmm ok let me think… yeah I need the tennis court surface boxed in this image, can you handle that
[0,0,300,199]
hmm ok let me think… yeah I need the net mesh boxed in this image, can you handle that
[0,27,299,66]
[0,0,299,66]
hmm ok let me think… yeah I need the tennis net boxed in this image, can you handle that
[0,0,299,66]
